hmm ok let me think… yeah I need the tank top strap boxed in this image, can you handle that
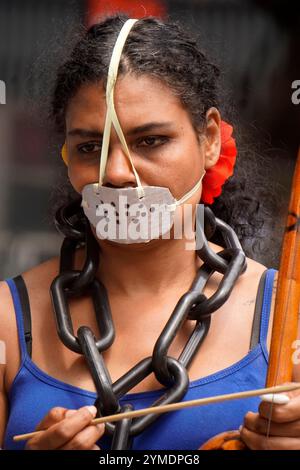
[249,268,268,350]
[259,268,277,358]
[4,276,32,362]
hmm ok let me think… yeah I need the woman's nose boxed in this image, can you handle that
[102,145,137,188]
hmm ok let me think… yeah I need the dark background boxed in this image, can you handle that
[0,0,299,278]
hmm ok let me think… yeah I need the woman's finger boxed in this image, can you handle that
[259,382,300,423]
[35,407,68,432]
[244,411,300,437]
[60,423,105,450]
[27,406,97,450]
[259,396,300,423]
[240,425,300,450]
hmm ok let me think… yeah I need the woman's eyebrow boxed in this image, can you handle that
[67,122,174,138]
[127,122,174,135]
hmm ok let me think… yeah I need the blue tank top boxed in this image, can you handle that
[3,268,276,450]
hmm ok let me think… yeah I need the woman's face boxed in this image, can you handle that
[65,73,221,208]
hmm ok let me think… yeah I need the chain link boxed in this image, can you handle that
[50,199,247,449]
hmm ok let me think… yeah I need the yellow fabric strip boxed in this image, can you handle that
[98,18,145,199]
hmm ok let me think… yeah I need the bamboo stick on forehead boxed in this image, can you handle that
[13,383,300,442]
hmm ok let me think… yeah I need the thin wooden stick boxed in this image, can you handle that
[13,383,300,442]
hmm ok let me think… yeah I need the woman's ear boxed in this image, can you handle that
[202,107,221,170]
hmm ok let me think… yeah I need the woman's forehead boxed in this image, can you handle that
[65,74,189,131]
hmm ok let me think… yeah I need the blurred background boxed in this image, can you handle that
[0,0,299,279]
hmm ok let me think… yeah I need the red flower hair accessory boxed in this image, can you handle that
[201,120,237,205]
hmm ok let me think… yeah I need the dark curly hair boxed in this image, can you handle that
[48,13,283,267]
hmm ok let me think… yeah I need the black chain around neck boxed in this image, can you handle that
[50,199,247,449]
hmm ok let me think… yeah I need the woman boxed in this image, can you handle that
[0,14,299,451]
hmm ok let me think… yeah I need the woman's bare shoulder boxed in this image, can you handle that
[0,255,62,390]
[0,255,61,338]
[243,254,278,353]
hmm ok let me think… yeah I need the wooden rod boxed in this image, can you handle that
[13,382,300,442]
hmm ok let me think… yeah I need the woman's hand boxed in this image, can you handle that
[240,382,300,450]
[25,405,105,450]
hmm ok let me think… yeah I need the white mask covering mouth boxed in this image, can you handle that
[81,18,206,244]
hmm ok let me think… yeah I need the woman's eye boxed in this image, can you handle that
[137,136,168,148]
[76,136,168,156]
[77,142,102,154]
